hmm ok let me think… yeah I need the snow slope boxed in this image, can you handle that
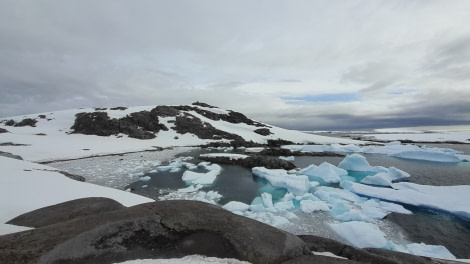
[0,156,154,235]
[0,104,364,162]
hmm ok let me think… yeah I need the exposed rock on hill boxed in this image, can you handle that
[70,102,268,143]
[71,111,168,139]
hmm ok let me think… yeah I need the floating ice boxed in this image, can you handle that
[338,153,386,172]
[300,200,330,213]
[404,242,456,260]
[283,142,468,163]
[361,173,392,186]
[181,163,222,185]
[252,167,316,195]
[279,156,295,161]
[299,162,347,183]
[329,221,387,248]
[341,180,470,220]
[222,201,250,212]
[138,176,151,182]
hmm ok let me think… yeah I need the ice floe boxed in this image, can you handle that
[283,141,470,163]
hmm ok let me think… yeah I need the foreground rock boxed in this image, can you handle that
[0,199,462,264]
[0,200,309,264]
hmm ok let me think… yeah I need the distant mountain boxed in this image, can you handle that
[0,102,363,162]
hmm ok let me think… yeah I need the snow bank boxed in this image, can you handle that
[0,156,154,235]
[115,255,251,264]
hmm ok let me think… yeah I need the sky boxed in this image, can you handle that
[1,0,470,130]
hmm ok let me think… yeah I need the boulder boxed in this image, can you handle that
[7,197,125,228]
[0,200,310,264]
[14,118,37,127]
[0,127,9,133]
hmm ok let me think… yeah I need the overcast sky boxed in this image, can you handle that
[1,1,470,130]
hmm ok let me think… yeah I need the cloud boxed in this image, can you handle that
[1,1,470,130]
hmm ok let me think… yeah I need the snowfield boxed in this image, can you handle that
[0,105,364,162]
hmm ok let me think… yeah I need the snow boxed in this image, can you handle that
[279,156,295,161]
[115,255,251,264]
[369,125,470,143]
[0,105,363,163]
[0,156,154,235]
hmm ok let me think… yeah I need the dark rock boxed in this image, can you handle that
[254,128,272,136]
[199,155,296,170]
[71,111,168,139]
[192,101,217,108]
[150,105,180,117]
[267,139,295,147]
[58,171,86,182]
[0,151,23,160]
[260,148,295,156]
[298,235,439,264]
[94,107,107,111]
[14,118,37,127]
[260,148,345,157]
[7,197,125,228]
[38,115,47,119]
[109,106,128,111]
[5,119,15,126]
[35,133,47,136]
[0,200,310,264]
[0,127,9,133]
[172,113,245,142]
[0,142,29,146]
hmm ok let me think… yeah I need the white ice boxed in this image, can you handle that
[341,180,470,221]
[283,141,470,163]
[329,221,387,248]
[299,162,347,183]
[252,167,317,196]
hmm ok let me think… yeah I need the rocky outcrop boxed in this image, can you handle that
[0,200,310,264]
[254,128,272,136]
[7,197,124,228]
[3,118,38,127]
[0,128,9,133]
[172,113,245,143]
[71,111,168,139]
[260,148,345,157]
[199,155,296,170]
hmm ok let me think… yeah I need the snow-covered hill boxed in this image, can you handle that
[0,102,363,162]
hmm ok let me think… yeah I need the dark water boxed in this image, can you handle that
[129,145,470,258]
